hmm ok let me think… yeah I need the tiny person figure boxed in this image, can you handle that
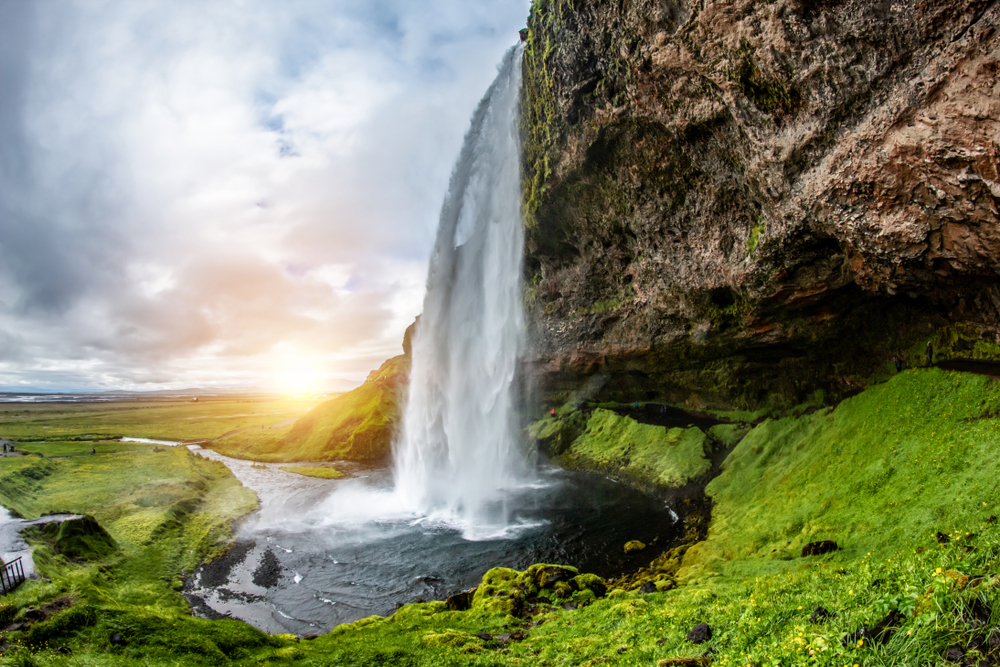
[550,409,555,416]
[926,340,934,366]
[92,447,96,455]
[894,358,902,373]
[2,442,6,455]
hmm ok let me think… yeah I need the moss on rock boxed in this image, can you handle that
[23,515,118,562]
[557,409,713,492]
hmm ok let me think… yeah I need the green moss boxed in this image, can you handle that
[558,409,712,491]
[932,322,1000,363]
[746,215,765,253]
[732,39,801,116]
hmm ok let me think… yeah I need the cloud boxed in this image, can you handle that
[0,0,530,392]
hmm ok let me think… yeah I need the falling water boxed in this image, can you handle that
[394,45,531,538]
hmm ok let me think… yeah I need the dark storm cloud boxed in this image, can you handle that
[0,0,530,392]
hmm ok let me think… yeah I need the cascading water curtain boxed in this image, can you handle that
[394,45,530,538]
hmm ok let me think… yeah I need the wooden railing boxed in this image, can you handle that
[0,556,25,595]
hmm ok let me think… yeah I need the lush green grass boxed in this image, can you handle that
[0,447,275,666]
[0,397,316,443]
[4,368,1000,666]
[278,466,344,479]
[10,441,156,458]
[680,368,1000,582]
[209,355,410,463]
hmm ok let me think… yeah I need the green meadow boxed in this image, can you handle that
[1,368,999,665]
[0,396,317,444]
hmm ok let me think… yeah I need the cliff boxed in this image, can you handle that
[521,0,1000,410]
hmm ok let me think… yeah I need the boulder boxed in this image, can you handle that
[686,623,712,644]
[800,541,838,557]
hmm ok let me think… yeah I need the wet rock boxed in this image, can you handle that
[110,632,127,647]
[800,541,838,557]
[944,645,965,662]
[252,549,282,588]
[446,589,475,611]
[55,646,72,655]
[475,632,493,641]
[197,541,253,587]
[686,623,712,644]
[562,601,578,610]
[640,581,658,594]
[809,606,833,623]
[302,634,318,641]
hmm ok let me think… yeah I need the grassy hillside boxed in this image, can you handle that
[3,368,1000,666]
[207,354,410,463]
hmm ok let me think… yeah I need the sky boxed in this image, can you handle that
[0,0,531,394]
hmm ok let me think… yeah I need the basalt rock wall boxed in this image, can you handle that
[520,0,1000,409]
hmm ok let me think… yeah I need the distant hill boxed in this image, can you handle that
[206,321,416,463]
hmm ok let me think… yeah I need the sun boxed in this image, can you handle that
[273,348,322,395]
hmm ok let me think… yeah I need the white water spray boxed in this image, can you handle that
[394,45,531,537]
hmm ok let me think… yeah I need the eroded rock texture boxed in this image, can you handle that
[521,0,1000,408]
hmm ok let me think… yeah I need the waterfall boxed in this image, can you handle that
[394,45,531,538]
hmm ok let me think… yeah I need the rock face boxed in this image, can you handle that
[521,0,1000,409]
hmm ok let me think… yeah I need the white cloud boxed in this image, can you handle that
[0,0,530,392]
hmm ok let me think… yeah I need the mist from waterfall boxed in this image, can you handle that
[393,45,532,539]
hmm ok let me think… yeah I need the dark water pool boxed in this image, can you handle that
[184,447,682,636]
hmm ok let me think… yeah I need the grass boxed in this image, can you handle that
[3,368,1000,666]
[680,368,1000,581]
[278,466,344,479]
[208,355,409,463]
[0,446,272,666]
[9,441,157,458]
[0,396,316,443]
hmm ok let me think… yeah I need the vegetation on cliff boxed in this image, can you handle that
[207,320,417,463]
[207,353,410,463]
